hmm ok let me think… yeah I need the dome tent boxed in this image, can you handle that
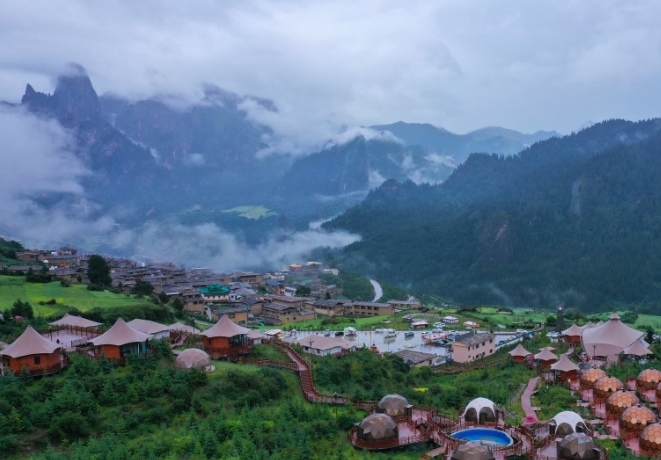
[640,423,661,454]
[620,404,656,433]
[376,394,412,417]
[550,411,588,437]
[557,432,599,460]
[605,390,639,417]
[593,376,623,399]
[463,397,498,424]
[451,441,495,460]
[637,369,661,390]
[175,348,211,370]
[580,368,606,388]
[355,413,398,441]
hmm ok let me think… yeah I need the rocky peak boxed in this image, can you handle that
[52,63,102,125]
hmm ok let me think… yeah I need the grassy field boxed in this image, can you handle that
[222,205,278,220]
[0,276,153,317]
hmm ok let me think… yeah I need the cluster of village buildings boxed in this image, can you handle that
[8,248,422,329]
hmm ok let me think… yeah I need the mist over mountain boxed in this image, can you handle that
[0,62,569,273]
[325,119,661,310]
[100,86,273,170]
[371,121,559,164]
[20,64,160,203]
[281,136,455,195]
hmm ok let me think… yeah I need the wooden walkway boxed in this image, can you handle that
[521,377,540,422]
[262,341,348,404]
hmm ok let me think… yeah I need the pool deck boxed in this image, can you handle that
[41,329,96,350]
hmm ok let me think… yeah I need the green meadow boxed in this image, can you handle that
[222,205,278,219]
[0,276,153,317]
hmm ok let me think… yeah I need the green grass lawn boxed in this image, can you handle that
[222,205,277,219]
[0,276,153,317]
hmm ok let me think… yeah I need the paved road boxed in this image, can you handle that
[370,279,383,302]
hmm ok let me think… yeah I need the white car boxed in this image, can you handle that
[433,322,446,329]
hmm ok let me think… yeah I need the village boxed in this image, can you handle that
[1,247,661,459]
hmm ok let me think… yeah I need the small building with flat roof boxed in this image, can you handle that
[452,332,495,363]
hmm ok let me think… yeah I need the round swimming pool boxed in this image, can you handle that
[451,428,513,446]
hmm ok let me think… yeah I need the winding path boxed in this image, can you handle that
[265,341,348,404]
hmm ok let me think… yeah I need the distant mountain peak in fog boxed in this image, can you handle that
[371,121,559,164]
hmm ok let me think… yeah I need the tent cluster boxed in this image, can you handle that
[562,314,650,362]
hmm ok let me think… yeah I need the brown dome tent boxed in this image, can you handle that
[376,394,412,417]
[450,441,495,460]
[175,348,211,370]
[355,413,398,441]
[557,432,599,460]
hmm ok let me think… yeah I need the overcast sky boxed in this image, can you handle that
[1,0,660,150]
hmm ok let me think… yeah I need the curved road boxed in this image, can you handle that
[370,279,383,302]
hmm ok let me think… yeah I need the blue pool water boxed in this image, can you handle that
[451,428,513,446]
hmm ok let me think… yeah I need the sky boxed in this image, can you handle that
[1,0,661,269]
[1,0,660,151]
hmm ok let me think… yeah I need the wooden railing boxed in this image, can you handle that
[432,357,508,374]
[264,340,348,405]
[348,426,428,450]
[40,324,103,336]
[243,357,298,371]
[205,344,253,359]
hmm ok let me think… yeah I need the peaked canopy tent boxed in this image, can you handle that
[201,315,253,358]
[508,343,533,363]
[90,318,151,360]
[551,355,580,382]
[126,319,170,339]
[534,347,558,368]
[623,341,653,359]
[581,314,643,361]
[49,313,101,329]
[562,324,584,345]
[168,322,201,335]
[0,326,65,376]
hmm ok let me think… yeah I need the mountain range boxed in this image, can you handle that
[325,119,661,311]
[371,121,559,164]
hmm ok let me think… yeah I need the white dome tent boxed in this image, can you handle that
[463,397,499,424]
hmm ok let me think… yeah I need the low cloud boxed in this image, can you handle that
[326,127,403,149]
[183,153,205,166]
[0,107,360,270]
[0,107,115,247]
[111,222,360,272]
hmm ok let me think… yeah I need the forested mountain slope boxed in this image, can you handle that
[325,119,661,311]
